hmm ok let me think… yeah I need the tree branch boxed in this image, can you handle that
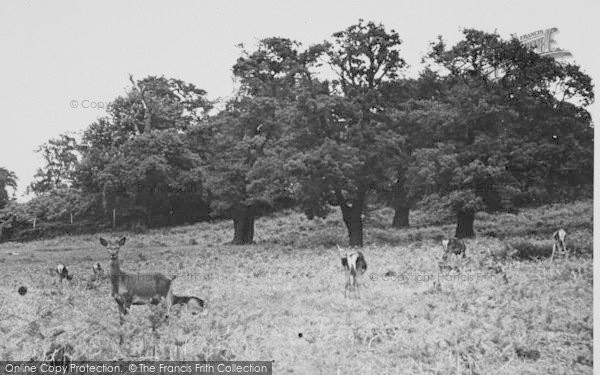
[129,74,152,134]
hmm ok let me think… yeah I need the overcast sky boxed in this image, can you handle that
[1,0,598,200]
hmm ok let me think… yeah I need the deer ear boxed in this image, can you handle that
[99,238,108,247]
[118,237,127,246]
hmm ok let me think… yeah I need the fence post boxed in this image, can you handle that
[70,213,73,225]
[112,208,116,228]
[33,217,36,229]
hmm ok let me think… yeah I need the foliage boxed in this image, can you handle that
[29,134,79,195]
[199,37,323,243]
[12,24,595,243]
[0,167,17,209]
[85,130,206,226]
[74,76,212,227]
[271,20,408,245]
[110,75,212,134]
[402,29,594,234]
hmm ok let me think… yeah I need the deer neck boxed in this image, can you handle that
[109,258,124,295]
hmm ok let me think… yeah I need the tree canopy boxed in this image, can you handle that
[1,24,593,245]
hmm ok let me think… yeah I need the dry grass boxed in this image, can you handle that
[0,200,593,374]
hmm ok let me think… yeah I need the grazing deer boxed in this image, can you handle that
[171,295,206,316]
[99,237,176,323]
[441,238,466,261]
[56,264,73,282]
[550,229,567,263]
[339,247,367,298]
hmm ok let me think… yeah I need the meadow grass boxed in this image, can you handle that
[0,200,593,374]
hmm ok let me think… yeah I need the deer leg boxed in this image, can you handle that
[344,273,350,299]
[115,296,127,315]
[114,296,127,329]
[124,296,133,312]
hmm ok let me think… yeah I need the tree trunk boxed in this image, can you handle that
[455,209,475,238]
[391,174,409,228]
[392,205,409,228]
[341,198,364,247]
[232,209,255,245]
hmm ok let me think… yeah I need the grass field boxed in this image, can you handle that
[0,201,593,374]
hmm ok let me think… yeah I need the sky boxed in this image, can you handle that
[0,0,598,201]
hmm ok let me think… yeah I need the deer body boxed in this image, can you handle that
[100,237,175,317]
[338,246,367,298]
[442,238,466,261]
[551,229,567,262]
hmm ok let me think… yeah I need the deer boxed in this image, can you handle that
[92,262,103,277]
[338,246,367,299]
[550,228,567,263]
[170,295,206,316]
[441,238,466,261]
[99,237,176,323]
[337,245,349,271]
[85,262,105,289]
[56,264,73,282]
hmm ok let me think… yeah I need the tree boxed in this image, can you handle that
[29,134,79,195]
[0,167,17,209]
[202,38,316,244]
[203,110,268,244]
[75,76,212,226]
[97,130,206,226]
[279,20,408,246]
[380,69,449,228]
[114,75,212,135]
[410,29,595,237]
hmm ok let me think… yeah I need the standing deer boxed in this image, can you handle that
[550,229,567,263]
[99,237,176,323]
[441,238,466,261]
[338,246,367,298]
[337,245,349,271]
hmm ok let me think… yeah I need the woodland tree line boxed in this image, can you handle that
[0,21,594,246]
